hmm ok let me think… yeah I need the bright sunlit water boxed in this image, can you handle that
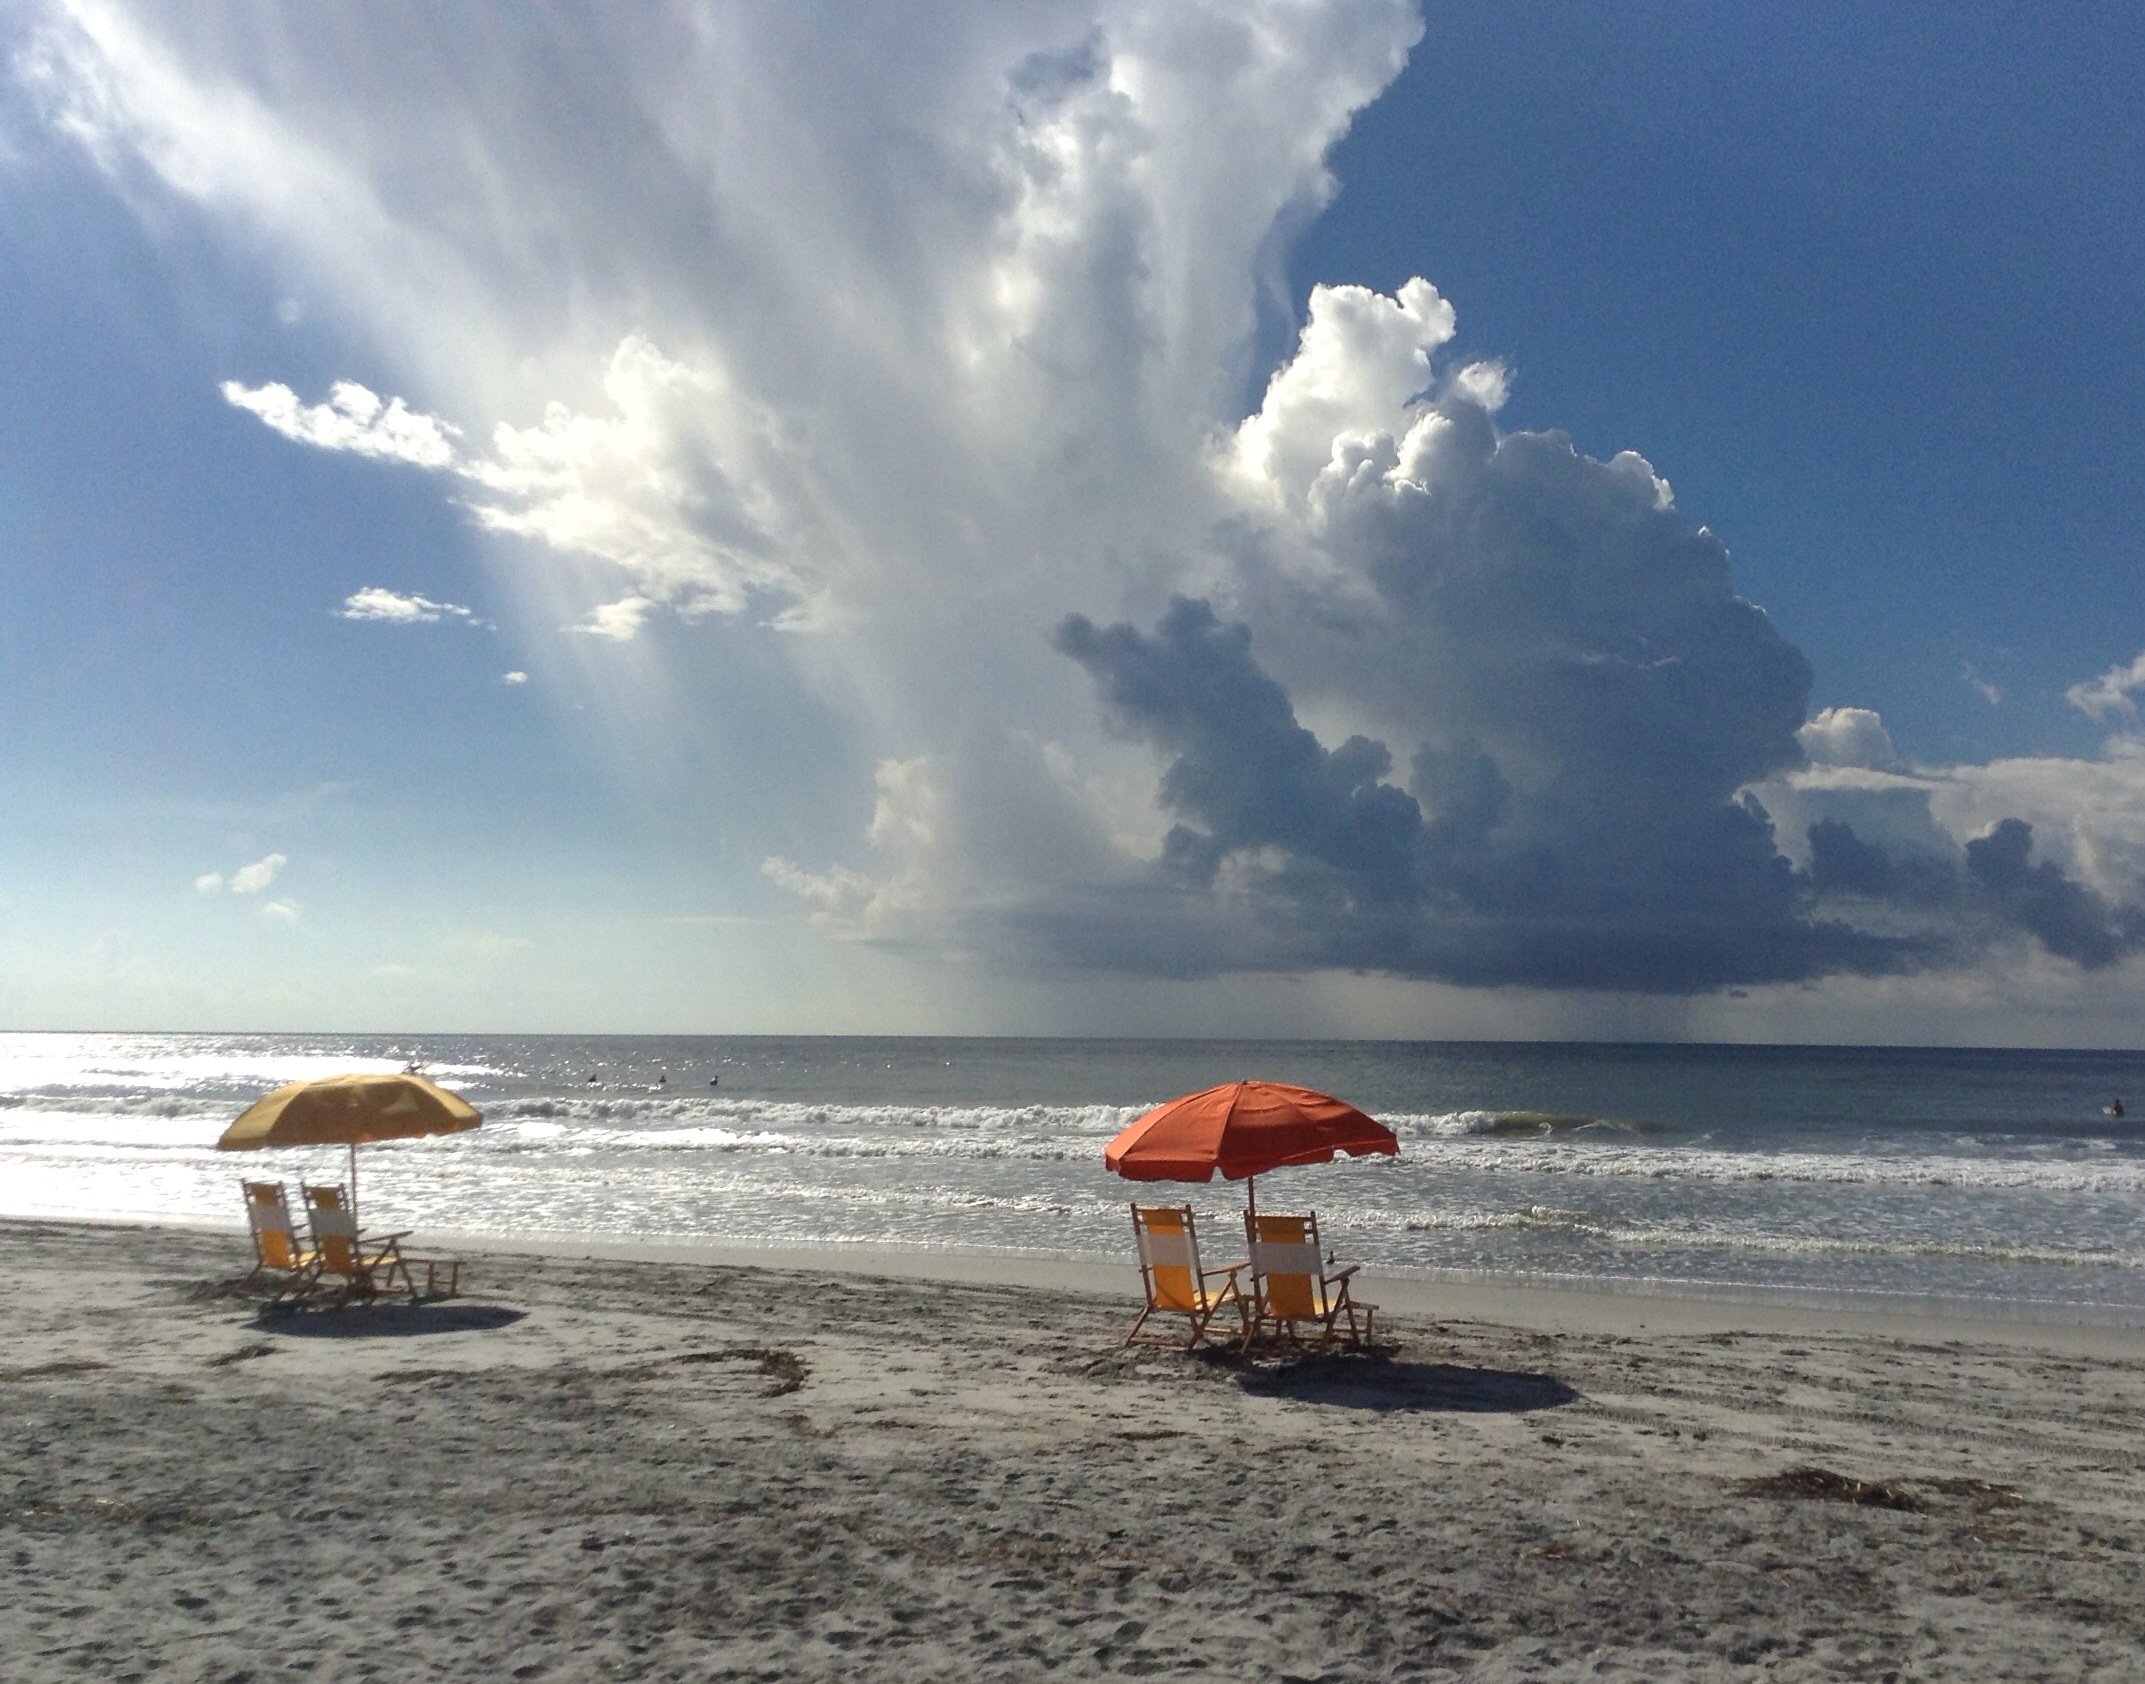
[5,1031,2144,1325]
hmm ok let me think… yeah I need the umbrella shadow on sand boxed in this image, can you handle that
[251,1303,527,1339]
[1204,1348,1578,1415]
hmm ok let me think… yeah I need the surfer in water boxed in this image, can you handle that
[2107,1097,2125,1119]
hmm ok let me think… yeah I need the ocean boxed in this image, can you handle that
[5,1031,2143,1326]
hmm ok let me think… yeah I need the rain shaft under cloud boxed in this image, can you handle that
[19,0,2145,1005]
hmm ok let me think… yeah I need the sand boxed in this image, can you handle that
[5,1218,2144,1682]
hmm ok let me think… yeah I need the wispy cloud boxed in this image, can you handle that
[221,379,458,468]
[2067,650,2145,731]
[227,340,810,633]
[336,586,486,626]
[195,852,287,897]
[571,595,658,642]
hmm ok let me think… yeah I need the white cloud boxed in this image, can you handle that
[502,670,529,685]
[227,853,286,895]
[1447,359,1511,413]
[195,852,286,896]
[762,855,883,929]
[461,334,812,618]
[257,898,300,922]
[1800,707,1899,770]
[573,595,658,642]
[221,379,459,468]
[23,0,1422,648]
[2067,650,2145,731]
[224,339,812,633]
[337,586,481,624]
[1231,277,1456,505]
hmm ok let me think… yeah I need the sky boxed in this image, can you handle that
[2,0,2142,1044]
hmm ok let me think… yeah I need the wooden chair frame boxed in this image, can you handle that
[300,1183,419,1304]
[240,1180,320,1302]
[1242,1210,1375,1353]
[1125,1203,1248,1349]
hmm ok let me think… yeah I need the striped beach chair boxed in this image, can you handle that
[1242,1210,1374,1353]
[239,1181,319,1301]
[1125,1203,1247,1349]
[301,1183,418,1304]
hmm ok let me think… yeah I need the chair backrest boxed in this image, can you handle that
[1246,1211,1329,1320]
[302,1184,361,1278]
[1131,1204,1208,1313]
[244,1181,305,1271]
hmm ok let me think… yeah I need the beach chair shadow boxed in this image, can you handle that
[1214,1348,1579,1415]
[253,1302,526,1338]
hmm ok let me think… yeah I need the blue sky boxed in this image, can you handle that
[1306,3,2145,768]
[3,1,2141,1043]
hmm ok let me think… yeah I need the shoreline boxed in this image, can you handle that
[17,1212,2145,1357]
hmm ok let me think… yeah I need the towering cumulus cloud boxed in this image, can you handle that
[19,1,2142,1003]
[1050,279,1898,989]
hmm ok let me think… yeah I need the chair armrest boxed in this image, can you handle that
[1203,1259,1249,1283]
[360,1230,414,1246]
[1324,1263,1359,1285]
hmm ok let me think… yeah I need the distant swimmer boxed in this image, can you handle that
[2106,1097,2125,1119]
[709,1076,720,1088]
[402,1060,422,1075]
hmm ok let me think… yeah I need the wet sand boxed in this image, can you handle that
[5,1218,2144,1681]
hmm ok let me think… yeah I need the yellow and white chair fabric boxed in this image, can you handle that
[300,1183,418,1303]
[1242,1210,1375,1352]
[240,1181,319,1300]
[1125,1203,1248,1348]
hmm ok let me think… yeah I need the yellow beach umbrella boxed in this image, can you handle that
[217,1073,480,1227]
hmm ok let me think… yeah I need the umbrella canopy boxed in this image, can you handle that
[1104,1080,1398,1203]
[217,1073,480,1224]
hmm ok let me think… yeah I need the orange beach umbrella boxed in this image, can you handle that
[217,1073,480,1226]
[1103,1080,1398,1214]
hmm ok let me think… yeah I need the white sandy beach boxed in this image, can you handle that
[6,1217,2145,1682]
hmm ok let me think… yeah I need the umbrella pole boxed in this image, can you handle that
[1247,1173,1257,1223]
[349,1141,359,1229]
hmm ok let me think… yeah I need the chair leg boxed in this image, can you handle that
[271,1262,321,1307]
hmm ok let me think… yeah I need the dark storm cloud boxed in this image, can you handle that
[1053,598,1423,904]
[1808,814,2145,971]
[1806,816,1957,907]
[1054,594,1911,991]
[1964,819,2145,968]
